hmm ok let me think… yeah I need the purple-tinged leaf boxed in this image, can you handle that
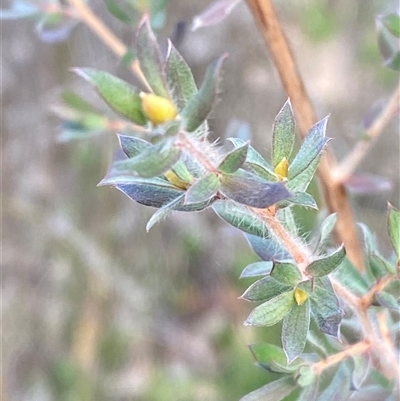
[273,99,295,167]
[239,376,296,401]
[288,117,330,180]
[136,16,169,97]
[165,41,197,110]
[282,299,310,363]
[73,68,146,125]
[305,245,346,277]
[35,12,79,43]
[310,277,343,337]
[185,173,220,205]
[181,54,227,132]
[345,173,392,194]
[239,261,273,278]
[244,290,295,326]
[220,170,291,208]
[191,0,242,31]
[240,276,292,302]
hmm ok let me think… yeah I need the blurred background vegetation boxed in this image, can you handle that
[2,0,399,400]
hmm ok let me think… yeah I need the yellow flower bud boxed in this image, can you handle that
[294,287,309,305]
[140,93,178,125]
[164,170,189,190]
[274,157,289,180]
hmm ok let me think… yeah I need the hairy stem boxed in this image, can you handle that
[66,0,152,92]
[313,341,371,375]
[245,0,364,272]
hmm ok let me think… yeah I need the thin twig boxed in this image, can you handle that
[313,341,371,375]
[66,0,152,92]
[245,0,364,272]
[333,84,400,184]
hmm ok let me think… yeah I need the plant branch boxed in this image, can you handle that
[245,0,364,272]
[333,84,400,184]
[313,340,371,375]
[66,0,152,92]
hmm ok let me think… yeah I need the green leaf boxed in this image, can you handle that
[165,41,198,109]
[220,170,291,208]
[282,299,310,363]
[118,134,152,157]
[318,363,351,401]
[244,290,295,326]
[250,343,300,374]
[333,257,370,296]
[185,173,220,205]
[371,252,396,275]
[240,261,273,278]
[316,213,338,254]
[278,191,318,210]
[136,16,169,97]
[287,153,320,192]
[295,365,318,387]
[246,234,291,261]
[239,376,296,401]
[271,262,302,286]
[305,245,346,277]
[73,68,146,125]
[108,143,182,178]
[382,13,400,38]
[61,91,101,114]
[228,137,276,181]
[310,277,342,337]
[272,99,295,167]
[105,0,136,23]
[240,276,292,302]
[375,291,399,311]
[297,379,319,400]
[388,203,400,259]
[212,200,269,237]
[218,142,249,174]
[181,54,227,132]
[288,117,330,180]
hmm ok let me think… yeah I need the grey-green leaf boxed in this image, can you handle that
[239,376,296,401]
[288,117,330,180]
[109,144,181,178]
[240,276,292,302]
[212,200,268,237]
[306,245,346,277]
[165,40,197,109]
[375,291,400,311]
[278,191,318,210]
[273,99,295,167]
[316,213,338,254]
[136,16,169,97]
[240,261,273,278]
[287,153,320,192]
[246,234,291,261]
[185,173,220,205]
[318,363,351,401]
[282,299,310,363]
[271,262,302,286]
[118,134,152,158]
[181,54,227,132]
[244,290,295,326]
[220,170,291,208]
[73,68,147,125]
[218,141,249,174]
[146,194,185,231]
[388,203,400,259]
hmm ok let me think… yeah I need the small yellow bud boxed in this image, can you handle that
[164,170,189,190]
[140,93,178,125]
[274,157,289,180]
[294,287,309,305]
